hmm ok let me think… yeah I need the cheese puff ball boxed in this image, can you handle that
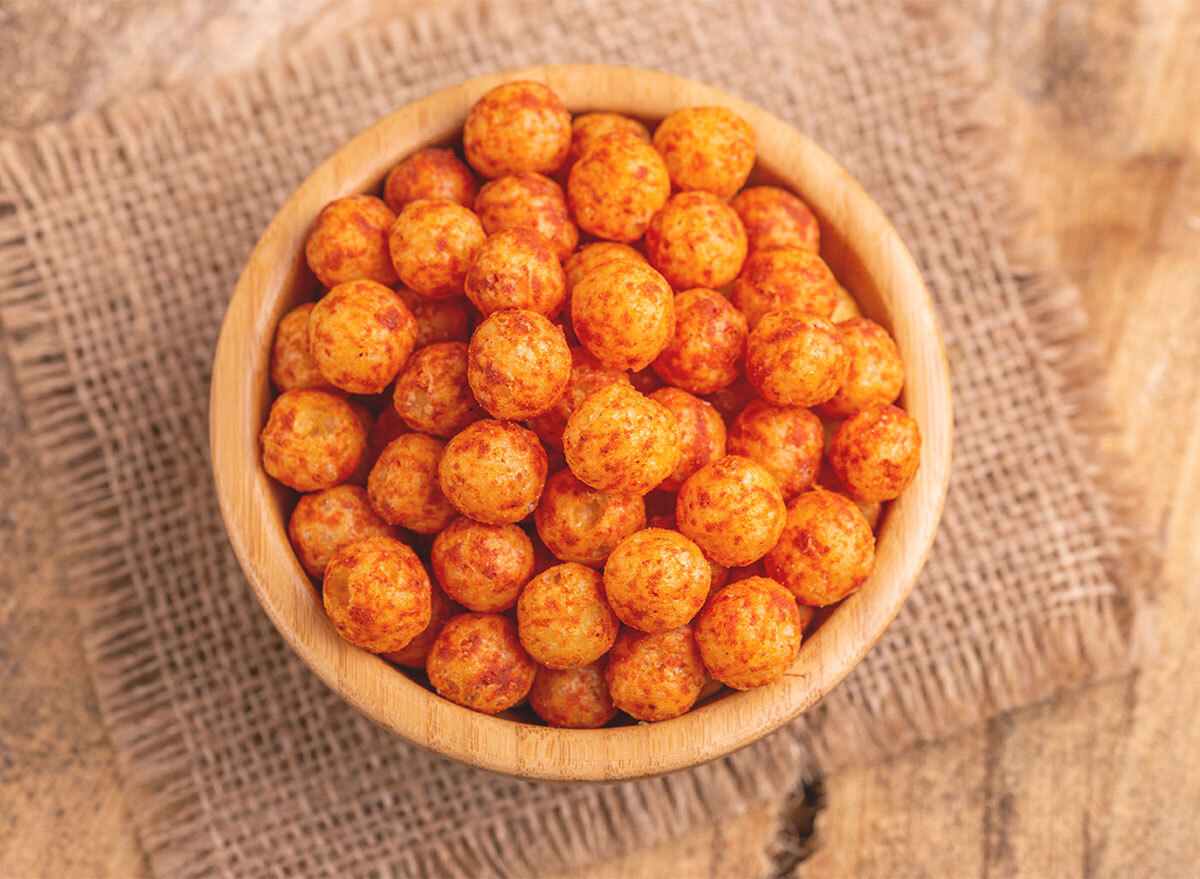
[288,485,397,578]
[563,384,681,495]
[568,133,671,242]
[676,455,786,566]
[464,228,566,317]
[644,191,748,291]
[271,303,331,392]
[831,284,863,322]
[534,468,646,567]
[427,613,536,714]
[829,403,921,502]
[529,661,617,729]
[367,433,457,534]
[382,582,462,669]
[647,388,727,491]
[731,186,820,255]
[467,309,571,420]
[564,242,645,296]
[261,390,366,491]
[392,342,483,438]
[474,173,578,260]
[431,516,534,613]
[648,511,732,603]
[746,312,850,407]
[462,81,571,178]
[322,536,431,653]
[439,419,548,525]
[604,625,706,721]
[383,147,478,212]
[701,374,759,423]
[518,563,619,668]
[815,459,883,530]
[568,112,651,165]
[694,576,803,689]
[395,286,471,348]
[652,288,748,395]
[389,199,486,298]
[727,400,823,499]
[308,280,416,394]
[815,318,905,418]
[731,249,838,329]
[528,347,630,451]
[765,489,875,606]
[603,528,710,633]
[305,195,398,288]
[571,259,675,371]
[652,106,755,199]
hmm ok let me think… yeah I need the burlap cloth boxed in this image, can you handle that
[0,1,1156,876]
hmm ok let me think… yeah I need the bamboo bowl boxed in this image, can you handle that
[210,65,952,782]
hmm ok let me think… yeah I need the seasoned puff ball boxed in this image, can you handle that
[382,582,461,669]
[568,112,651,165]
[305,195,398,288]
[563,242,645,298]
[463,81,571,179]
[676,455,786,566]
[528,347,630,451]
[746,312,850,407]
[727,400,823,499]
[648,388,727,491]
[571,259,675,371]
[603,528,710,633]
[518,563,619,669]
[261,390,366,492]
[534,468,646,567]
[467,309,571,420]
[474,173,578,260]
[308,280,416,394]
[464,228,566,317]
[652,288,748,395]
[322,536,431,653]
[431,516,533,613]
[829,403,921,502]
[694,576,803,689]
[392,342,482,437]
[731,186,820,255]
[271,303,330,392]
[832,284,863,322]
[529,661,617,728]
[652,106,755,199]
[605,625,706,722]
[568,133,671,242]
[816,318,904,418]
[766,489,875,605]
[383,147,477,212]
[389,199,486,298]
[289,485,396,578]
[563,384,681,496]
[732,249,838,329]
[439,419,548,525]
[427,613,536,714]
[395,286,471,348]
[367,433,457,533]
[645,191,748,291]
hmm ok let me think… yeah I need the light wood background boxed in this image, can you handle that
[1,0,1197,875]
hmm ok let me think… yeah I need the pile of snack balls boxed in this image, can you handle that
[261,80,921,727]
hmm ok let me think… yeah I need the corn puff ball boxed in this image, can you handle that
[731,186,820,255]
[308,280,416,394]
[603,528,710,633]
[383,147,477,212]
[563,384,681,495]
[527,347,630,451]
[305,194,398,287]
[367,433,457,533]
[518,563,619,669]
[652,288,748,395]
[430,516,533,613]
[731,249,838,329]
[467,309,571,420]
[529,661,618,728]
[568,112,651,165]
[474,172,578,260]
[463,81,572,178]
[288,485,396,578]
[534,468,646,567]
[438,419,548,525]
[563,242,645,297]
[395,286,471,348]
[427,613,536,714]
[694,576,803,689]
[382,582,462,669]
[604,625,706,722]
[568,133,670,242]
[644,191,747,290]
[652,106,755,199]
[727,400,823,499]
[571,259,675,371]
[392,341,483,438]
[647,388,726,491]
[676,455,785,566]
[746,312,849,407]
[261,389,366,492]
[829,403,921,502]
[389,199,486,298]
[271,302,331,392]
[815,318,904,418]
[765,488,875,606]
[322,535,431,653]
[464,228,566,317]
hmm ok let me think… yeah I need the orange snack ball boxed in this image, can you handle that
[305,194,398,288]
[271,303,331,392]
[473,173,578,260]
[395,286,471,348]
[651,288,748,395]
[731,249,838,329]
[701,374,758,423]
[727,400,823,499]
[745,312,850,407]
[647,388,726,491]
[261,389,366,492]
[367,433,457,534]
[652,106,755,199]
[529,661,617,729]
[528,347,630,451]
[604,625,705,721]
[438,419,548,525]
[571,259,674,371]
[603,528,710,633]
[815,318,905,418]
[534,468,646,567]
[382,582,461,669]
[308,280,416,394]
[517,563,619,669]
[462,81,571,178]
[563,242,646,297]
[568,112,651,165]
[383,147,477,212]
[431,516,534,613]
[828,403,921,502]
[676,455,785,566]
[467,309,571,420]
[568,133,671,242]
[288,485,396,578]
[562,384,681,495]
[322,536,431,653]
[392,342,483,437]
[389,199,486,298]
[694,576,803,689]
[731,186,820,255]
[644,191,748,290]
[832,284,863,322]
[427,613,536,714]
[765,488,875,606]
[464,228,566,317]
[815,459,883,530]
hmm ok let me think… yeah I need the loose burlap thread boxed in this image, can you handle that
[0,1,1156,876]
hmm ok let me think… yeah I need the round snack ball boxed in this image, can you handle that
[571,259,675,371]
[644,191,748,291]
[694,576,803,689]
[676,455,786,566]
[395,286,471,348]
[322,536,431,653]
[462,81,571,178]
[431,516,534,613]
[288,485,397,578]
[517,563,619,669]
[831,283,863,322]
[389,199,486,298]
[261,390,366,492]
[568,112,651,165]
[765,488,875,606]
[529,661,617,729]
[731,186,820,255]
[815,458,883,530]
[382,582,461,669]
[305,194,398,288]
[562,384,681,496]
[651,288,748,395]
[815,318,905,418]
[603,528,710,633]
[746,312,850,407]
[563,242,646,296]
[383,147,477,212]
[392,342,483,438]
[727,400,823,499]
[308,280,416,395]
[321,394,375,483]
[829,403,921,502]
[534,468,646,567]
[652,106,755,199]
[568,133,671,242]
[367,433,457,534]
[467,309,571,420]
[474,173,579,260]
[439,419,548,525]
[271,303,331,392]
[464,228,566,317]
[647,388,726,491]
[527,347,630,451]
[427,613,536,714]
[604,625,706,722]
[731,249,838,329]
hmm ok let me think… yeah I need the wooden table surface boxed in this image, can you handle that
[2,1,1198,876]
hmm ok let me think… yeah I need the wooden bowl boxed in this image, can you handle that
[210,65,952,781]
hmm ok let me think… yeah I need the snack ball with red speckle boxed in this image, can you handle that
[395,286,471,348]
[647,388,726,491]
[382,582,462,669]
[307,280,416,395]
[392,342,483,438]
[568,112,651,166]
[815,318,905,418]
[676,455,785,566]
[732,249,838,329]
[288,485,397,578]
[261,389,366,492]
[517,563,619,669]
[652,106,755,199]
[463,81,572,179]
[731,186,820,255]
[603,528,710,633]
[563,384,681,495]
[383,147,478,212]
[431,515,534,612]
[831,284,863,322]
[829,403,921,502]
[389,199,486,298]
[727,400,823,499]
[528,347,630,451]
[467,309,571,420]
[271,303,331,392]
[745,312,850,407]
[694,576,803,689]
[529,661,617,728]
[765,488,875,605]
[652,288,748,395]
[649,512,732,602]
[305,195,398,288]
[534,468,646,567]
[322,536,431,653]
[563,242,646,298]
[644,191,748,291]
[367,433,457,533]
[324,393,375,486]
[568,133,671,242]
[427,613,536,713]
[473,173,578,260]
[571,259,675,372]
[604,625,706,721]
[464,228,566,317]
[439,419,548,525]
